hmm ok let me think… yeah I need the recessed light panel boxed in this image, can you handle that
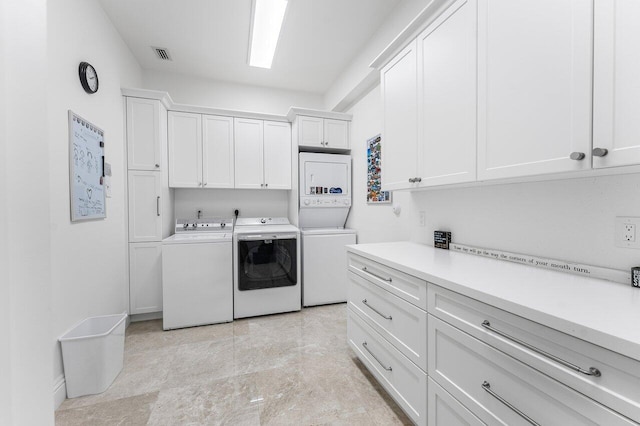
[248,0,288,69]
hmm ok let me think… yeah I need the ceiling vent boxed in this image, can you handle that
[152,47,172,61]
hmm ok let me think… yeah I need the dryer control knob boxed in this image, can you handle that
[344,200,349,205]
[304,199,310,206]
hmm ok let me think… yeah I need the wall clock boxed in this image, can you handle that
[78,62,99,94]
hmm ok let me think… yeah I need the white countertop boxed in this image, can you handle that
[347,241,640,361]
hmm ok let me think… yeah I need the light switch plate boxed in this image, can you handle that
[615,217,640,249]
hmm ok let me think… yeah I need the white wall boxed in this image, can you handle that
[142,70,324,115]
[347,84,640,274]
[1,0,54,424]
[345,85,416,242]
[324,0,431,111]
[48,0,142,405]
[174,189,289,220]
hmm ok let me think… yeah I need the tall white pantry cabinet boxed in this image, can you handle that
[125,97,173,315]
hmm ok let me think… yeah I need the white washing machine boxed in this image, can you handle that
[233,217,301,319]
[299,152,356,306]
[162,218,233,330]
[301,228,356,307]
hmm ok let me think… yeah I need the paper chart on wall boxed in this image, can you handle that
[69,110,106,221]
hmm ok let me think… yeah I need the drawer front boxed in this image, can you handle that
[347,308,427,426]
[428,284,640,422]
[348,271,427,371]
[429,316,637,426]
[428,377,486,426]
[348,253,427,310]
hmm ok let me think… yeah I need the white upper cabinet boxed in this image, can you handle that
[477,0,593,180]
[593,0,640,169]
[126,97,163,171]
[202,115,234,188]
[168,112,235,188]
[417,0,477,186]
[263,121,292,189]
[235,118,291,190]
[298,116,349,150]
[381,40,419,191]
[234,118,264,189]
[168,111,202,188]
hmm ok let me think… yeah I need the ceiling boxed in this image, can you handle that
[98,0,402,94]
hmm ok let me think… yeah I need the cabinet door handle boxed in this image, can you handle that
[361,266,392,282]
[481,381,540,426]
[592,147,609,157]
[203,182,207,186]
[156,196,160,217]
[481,320,601,377]
[415,177,422,182]
[155,163,160,168]
[570,152,585,160]
[265,183,268,188]
[408,178,415,183]
[198,182,202,187]
[362,342,392,371]
[362,299,392,320]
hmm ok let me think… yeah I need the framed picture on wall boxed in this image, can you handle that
[366,134,391,204]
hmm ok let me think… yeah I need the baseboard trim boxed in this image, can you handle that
[53,374,66,410]
[130,311,162,322]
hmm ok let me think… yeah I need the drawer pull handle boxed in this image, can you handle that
[362,299,392,320]
[481,381,540,426]
[361,267,392,282]
[362,341,392,371]
[481,320,601,377]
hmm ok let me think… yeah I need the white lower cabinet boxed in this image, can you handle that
[428,378,485,426]
[348,309,427,425]
[347,253,428,425]
[429,316,635,426]
[347,246,640,426]
[129,242,162,315]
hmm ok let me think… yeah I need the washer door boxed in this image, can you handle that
[237,238,297,290]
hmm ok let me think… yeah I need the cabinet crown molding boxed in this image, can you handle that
[369,0,456,70]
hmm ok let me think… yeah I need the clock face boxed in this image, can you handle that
[79,62,99,94]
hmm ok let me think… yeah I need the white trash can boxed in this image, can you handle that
[59,313,127,398]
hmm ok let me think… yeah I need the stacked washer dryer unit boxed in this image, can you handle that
[299,152,356,307]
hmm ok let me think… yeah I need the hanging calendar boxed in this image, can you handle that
[68,110,106,221]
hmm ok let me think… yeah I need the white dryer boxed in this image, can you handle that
[298,153,356,307]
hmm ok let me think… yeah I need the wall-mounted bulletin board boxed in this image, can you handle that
[367,134,391,203]
[68,110,106,221]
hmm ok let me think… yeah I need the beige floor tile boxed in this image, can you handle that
[55,392,158,426]
[55,304,413,426]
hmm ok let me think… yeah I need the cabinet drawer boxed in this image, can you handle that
[429,316,637,426]
[348,253,427,310]
[348,308,427,426]
[428,377,485,426]
[428,284,640,422]
[348,271,427,371]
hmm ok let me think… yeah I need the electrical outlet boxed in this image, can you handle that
[419,211,426,227]
[615,217,640,249]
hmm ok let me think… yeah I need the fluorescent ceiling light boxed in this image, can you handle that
[248,0,288,69]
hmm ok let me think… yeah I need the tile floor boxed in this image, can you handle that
[55,304,412,425]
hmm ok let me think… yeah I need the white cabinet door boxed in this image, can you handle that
[593,0,640,169]
[126,97,162,171]
[298,116,324,148]
[381,40,419,191]
[168,111,202,188]
[323,119,349,149]
[128,170,162,242]
[129,242,162,314]
[417,0,477,187]
[234,118,264,189]
[263,121,292,190]
[202,115,234,188]
[477,0,592,180]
